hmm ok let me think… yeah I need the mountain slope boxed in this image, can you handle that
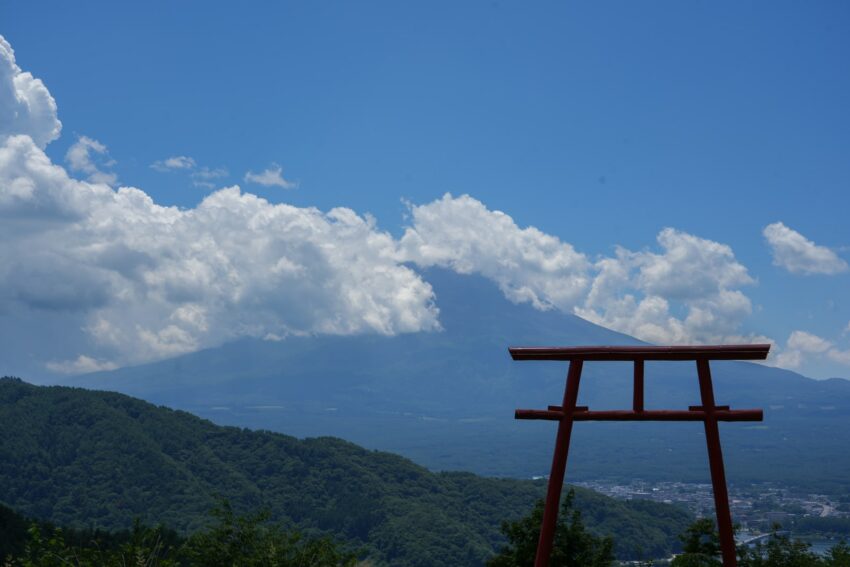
[70,269,850,490]
[0,377,691,565]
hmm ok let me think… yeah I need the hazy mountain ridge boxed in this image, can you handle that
[69,269,850,489]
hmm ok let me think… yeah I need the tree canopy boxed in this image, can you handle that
[487,490,615,567]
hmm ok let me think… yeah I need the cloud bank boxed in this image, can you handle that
[1,136,441,368]
[0,34,786,374]
[0,36,441,370]
[399,195,763,346]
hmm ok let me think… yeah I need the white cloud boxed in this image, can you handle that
[828,349,850,366]
[635,229,754,299]
[0,133,114,222]
[0,131,778,367]
[46,355,118,375]
[787,330,832,353]
[0,39,439,369]
[398,196,765,347]
[400,194,591,311]
[244,164,296,189]
[771,330,850,372]
[576,229,758,345]
[763,222,848,275]
[65,135,118,186]
[192,166,228,188]
[774,349,803,370]
[0,35,61,148]
[0,34,821,374]
[151,155,196,171]
[151,155,227,189]
[1,136,441,366]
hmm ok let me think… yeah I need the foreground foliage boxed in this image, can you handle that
[487,490,615,567]
[3,501,357,567]
[670,518,850,567]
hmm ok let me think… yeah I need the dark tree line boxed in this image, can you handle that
[488,497,850,567]
[670,518,850,567]
[3,501,357,567]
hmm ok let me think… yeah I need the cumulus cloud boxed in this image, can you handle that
[65,135,118,186]
[828,349,850,366]
[244,164,297,189]
[763,222,848,275]
[787,330,832,353]
[0,133,114,222]
[772,329,850,371]
[576,228,758,345]
[1,136,441,367]
[0,38,438,371]
[773,349,803,370]
[398,195,765,347]
[400,194,591,311]
[0,135,768,370]
[151,155,196,171]
[0,36,61,148]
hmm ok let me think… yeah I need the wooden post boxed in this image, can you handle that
[633,359,644,412]
[535,359,583,567]
[697,358,738,567]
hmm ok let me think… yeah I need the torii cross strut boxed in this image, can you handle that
[510,344,771,567]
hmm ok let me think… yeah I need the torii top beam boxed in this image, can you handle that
[508,344,771,362]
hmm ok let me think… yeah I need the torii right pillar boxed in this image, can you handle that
[511,344,771,567]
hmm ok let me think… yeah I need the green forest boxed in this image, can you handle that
[0,378,690,565]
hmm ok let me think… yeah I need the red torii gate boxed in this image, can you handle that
[510,344,771,567]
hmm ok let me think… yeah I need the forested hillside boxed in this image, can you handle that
[0,377,690,565]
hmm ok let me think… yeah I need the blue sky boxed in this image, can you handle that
[1,1,849,379]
